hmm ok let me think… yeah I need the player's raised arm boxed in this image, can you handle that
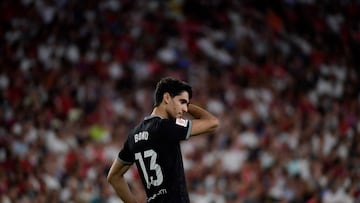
[187,103,219,136]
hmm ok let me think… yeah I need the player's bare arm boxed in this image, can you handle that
[107,160,138,203]
[187,103,219,136]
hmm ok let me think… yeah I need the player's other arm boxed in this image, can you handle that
[107,159,138,203]
[187,103,219,136]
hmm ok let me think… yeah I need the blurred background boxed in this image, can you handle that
[1,0,360,202]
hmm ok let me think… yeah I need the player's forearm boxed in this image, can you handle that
[188,103,216,120]
[187,104,219,135]
[109,177,138,203]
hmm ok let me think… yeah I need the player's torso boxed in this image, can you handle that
[130,117,190,202]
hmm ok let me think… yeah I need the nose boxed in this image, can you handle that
[183,104,188,112]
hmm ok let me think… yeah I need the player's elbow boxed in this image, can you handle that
[209,117,220,132]
[107,172,115,184]
[107,170,119,185]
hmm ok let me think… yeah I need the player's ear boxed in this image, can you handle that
[163,92,171,104]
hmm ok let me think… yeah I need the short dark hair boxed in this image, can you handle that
[153,77,192,107]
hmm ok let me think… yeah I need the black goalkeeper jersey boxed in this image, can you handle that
[118,115,192,203]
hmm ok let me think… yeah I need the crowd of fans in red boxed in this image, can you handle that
[1,0,360,202]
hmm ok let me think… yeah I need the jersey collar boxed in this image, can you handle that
[144,115,163,120]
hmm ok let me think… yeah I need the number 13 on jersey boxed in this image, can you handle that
[135,149,164,189]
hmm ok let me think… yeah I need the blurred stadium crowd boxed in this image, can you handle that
[1,0,360,202]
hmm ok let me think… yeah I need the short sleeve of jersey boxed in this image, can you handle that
[158,118,192,141]
[118,138,134,165]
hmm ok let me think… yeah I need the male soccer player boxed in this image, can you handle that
[107,77,219,202]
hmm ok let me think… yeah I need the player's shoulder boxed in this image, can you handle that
[131,115,163,135]
[144,115,163,123]
[142,115,191,133]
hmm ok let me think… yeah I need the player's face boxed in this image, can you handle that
[168,91,189,118]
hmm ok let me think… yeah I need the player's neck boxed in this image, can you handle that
[151,106,169,119]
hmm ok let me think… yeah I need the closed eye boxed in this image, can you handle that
[179,99,189,105]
